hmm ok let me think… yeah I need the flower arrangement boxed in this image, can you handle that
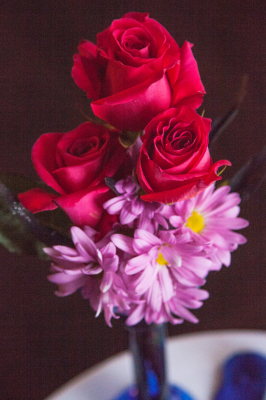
[0,13,249,329]
[43,179,247,327]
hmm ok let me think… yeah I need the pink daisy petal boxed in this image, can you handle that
[158,267,175,302]
[111,234,136,254]
[125,254,151,274]
[133,238,154,254]
[216,249,231,267]
[103,197,126,214]
[161,246,182,268]
[101,242,116,258]
[147,281,162,312]
[48,273,86,296]
[51,246,77,256]
[154,213,169,229]
[126,303,146,326]
[100,271,113,293]
[170,301,199,323]
[134,265,158,294]
[135,229,162,246]
[82,265,102,275]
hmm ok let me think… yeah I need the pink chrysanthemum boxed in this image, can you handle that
[126,284,209,326]
[111,228,212,325]
[45,184,248,326]
[44,226,129,326]
[163,184,249,269]
[103,176,168,232]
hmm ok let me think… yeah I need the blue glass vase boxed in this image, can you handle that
[113,322,194,400]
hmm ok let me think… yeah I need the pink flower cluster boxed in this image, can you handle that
[16,13,249,328]
[45,177,248,326]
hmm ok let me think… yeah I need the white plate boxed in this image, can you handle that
[45,330,266,400]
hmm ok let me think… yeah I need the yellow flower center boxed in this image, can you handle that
[156,252,168,266]
[186,210,204,233]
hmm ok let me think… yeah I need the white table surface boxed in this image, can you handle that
[45,330,266,400]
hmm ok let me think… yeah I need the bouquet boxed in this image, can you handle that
[9,12,248,327]
[0,12,252,400]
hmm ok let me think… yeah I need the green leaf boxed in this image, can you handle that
[0,182,46,257]
[0,180,73,258]
[0,173,73,236]
[119,131,141,148]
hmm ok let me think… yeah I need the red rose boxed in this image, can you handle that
[72,12,205,131]
[136,107,231,203]
[18,122,128,227]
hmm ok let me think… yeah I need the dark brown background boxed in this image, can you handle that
[1,0,266,399]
